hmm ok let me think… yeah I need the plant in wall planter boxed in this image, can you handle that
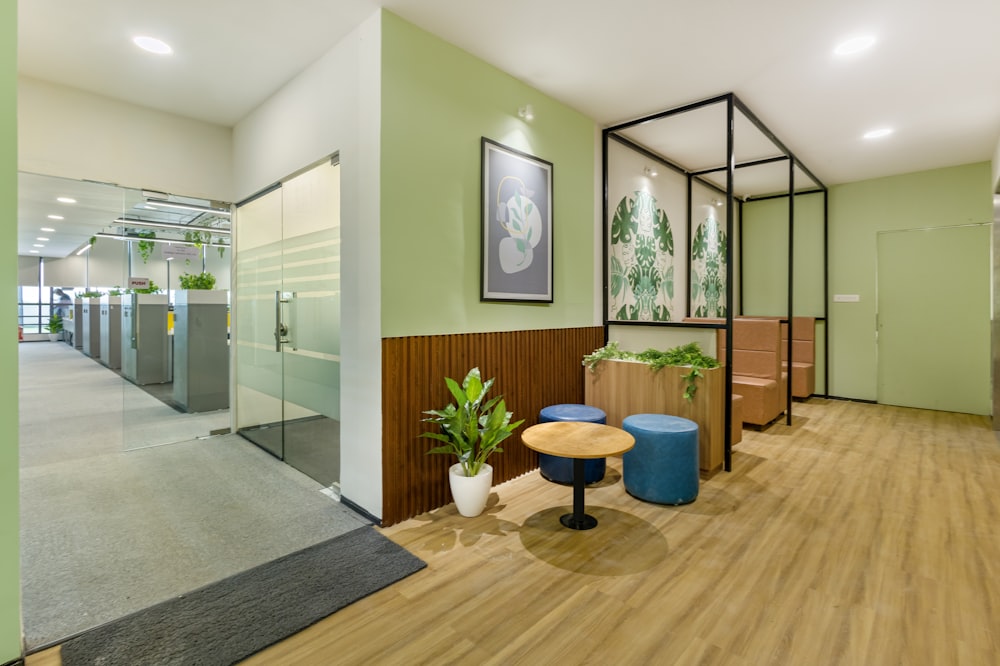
[178,272,216,290]
[583,340,719,400]
[421,367,524,517]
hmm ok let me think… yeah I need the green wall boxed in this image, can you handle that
[742,193,826,316]
[828,161,991,401]
[380,12,596,337]
[1,0,20,661]
[744,162,991,402]
[742,192,827,392]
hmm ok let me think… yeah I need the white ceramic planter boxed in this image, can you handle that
[448,463,493,517]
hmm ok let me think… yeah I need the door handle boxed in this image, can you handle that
[274,291,289,351]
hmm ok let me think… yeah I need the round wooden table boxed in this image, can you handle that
[521,420,635,530]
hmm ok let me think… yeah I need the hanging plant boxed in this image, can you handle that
[183,229,209,248]
[136,230,156,264]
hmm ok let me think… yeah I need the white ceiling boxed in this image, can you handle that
[17,0,1000,254]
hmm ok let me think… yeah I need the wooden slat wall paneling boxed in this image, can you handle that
[381,327,605,526]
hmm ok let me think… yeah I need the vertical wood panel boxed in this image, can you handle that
[381,327,605,526]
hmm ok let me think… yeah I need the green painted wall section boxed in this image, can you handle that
[828,161,991,400]
[742,193,828,392]
[743,162,991,401]
[742,193,825,316]
[1,0,21,661]
[380,12,596,337]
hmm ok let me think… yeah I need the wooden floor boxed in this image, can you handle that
[28,400,1000,665]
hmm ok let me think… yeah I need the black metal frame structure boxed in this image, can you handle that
[601,93,829,472]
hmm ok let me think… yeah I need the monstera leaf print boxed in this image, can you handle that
[691,208,727,317]
[608,190,674,321]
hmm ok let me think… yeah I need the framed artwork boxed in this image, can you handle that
[481,137,553,302]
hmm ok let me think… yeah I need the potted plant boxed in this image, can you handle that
[421,367,524,517]
[44,314,63,341]
[178,272,216,290]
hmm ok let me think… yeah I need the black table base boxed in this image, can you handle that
[560,457,597,530]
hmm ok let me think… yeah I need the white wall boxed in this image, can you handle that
[232,11,383,519]
[18,77,233,200]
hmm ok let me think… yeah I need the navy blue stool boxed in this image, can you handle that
[538,404,607,485]
[622,414,699,505]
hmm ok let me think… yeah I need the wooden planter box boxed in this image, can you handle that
[584,359,724,473]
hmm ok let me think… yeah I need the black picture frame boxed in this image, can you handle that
[481,137,553,302]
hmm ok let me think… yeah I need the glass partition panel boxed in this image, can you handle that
[234,187,285,458]
[233,158,341,489]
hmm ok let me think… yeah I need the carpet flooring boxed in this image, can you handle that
[59,527,425,665]
[19,341,368,650]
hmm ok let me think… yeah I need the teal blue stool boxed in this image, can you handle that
[622,414,699,505]
[538,404,607,484]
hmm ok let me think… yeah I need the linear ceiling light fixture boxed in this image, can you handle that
[112,217,231,234]
[144,199,231,216]
[97,232,229,248]
[75,243,92,256]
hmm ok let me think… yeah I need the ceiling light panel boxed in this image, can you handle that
[133,35,173,55]
[863,128,894,139]
[834,34,877,56]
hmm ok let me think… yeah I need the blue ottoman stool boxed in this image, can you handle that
[622,414,699,505]
[538,404,607,485]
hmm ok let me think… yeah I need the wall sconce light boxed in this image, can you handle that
[643,166,658,177]
[518,104,534,121]
[711,198,724,207]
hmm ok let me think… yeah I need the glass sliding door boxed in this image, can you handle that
[235,159,341,487]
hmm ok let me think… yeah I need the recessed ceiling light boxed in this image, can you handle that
[37,237,50,241]
[47,214,64,220]
[41,227,56,232]
[56,197,76,204]
[834,35,876,56]
[133,35,173,55]
[863,127,894,139]
[32,244,44,248]
[29,250,39,254]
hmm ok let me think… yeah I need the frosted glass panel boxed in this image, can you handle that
[234,159,341,487]
[234,189,284,447]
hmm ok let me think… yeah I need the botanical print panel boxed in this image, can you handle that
[609,190,674,321]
